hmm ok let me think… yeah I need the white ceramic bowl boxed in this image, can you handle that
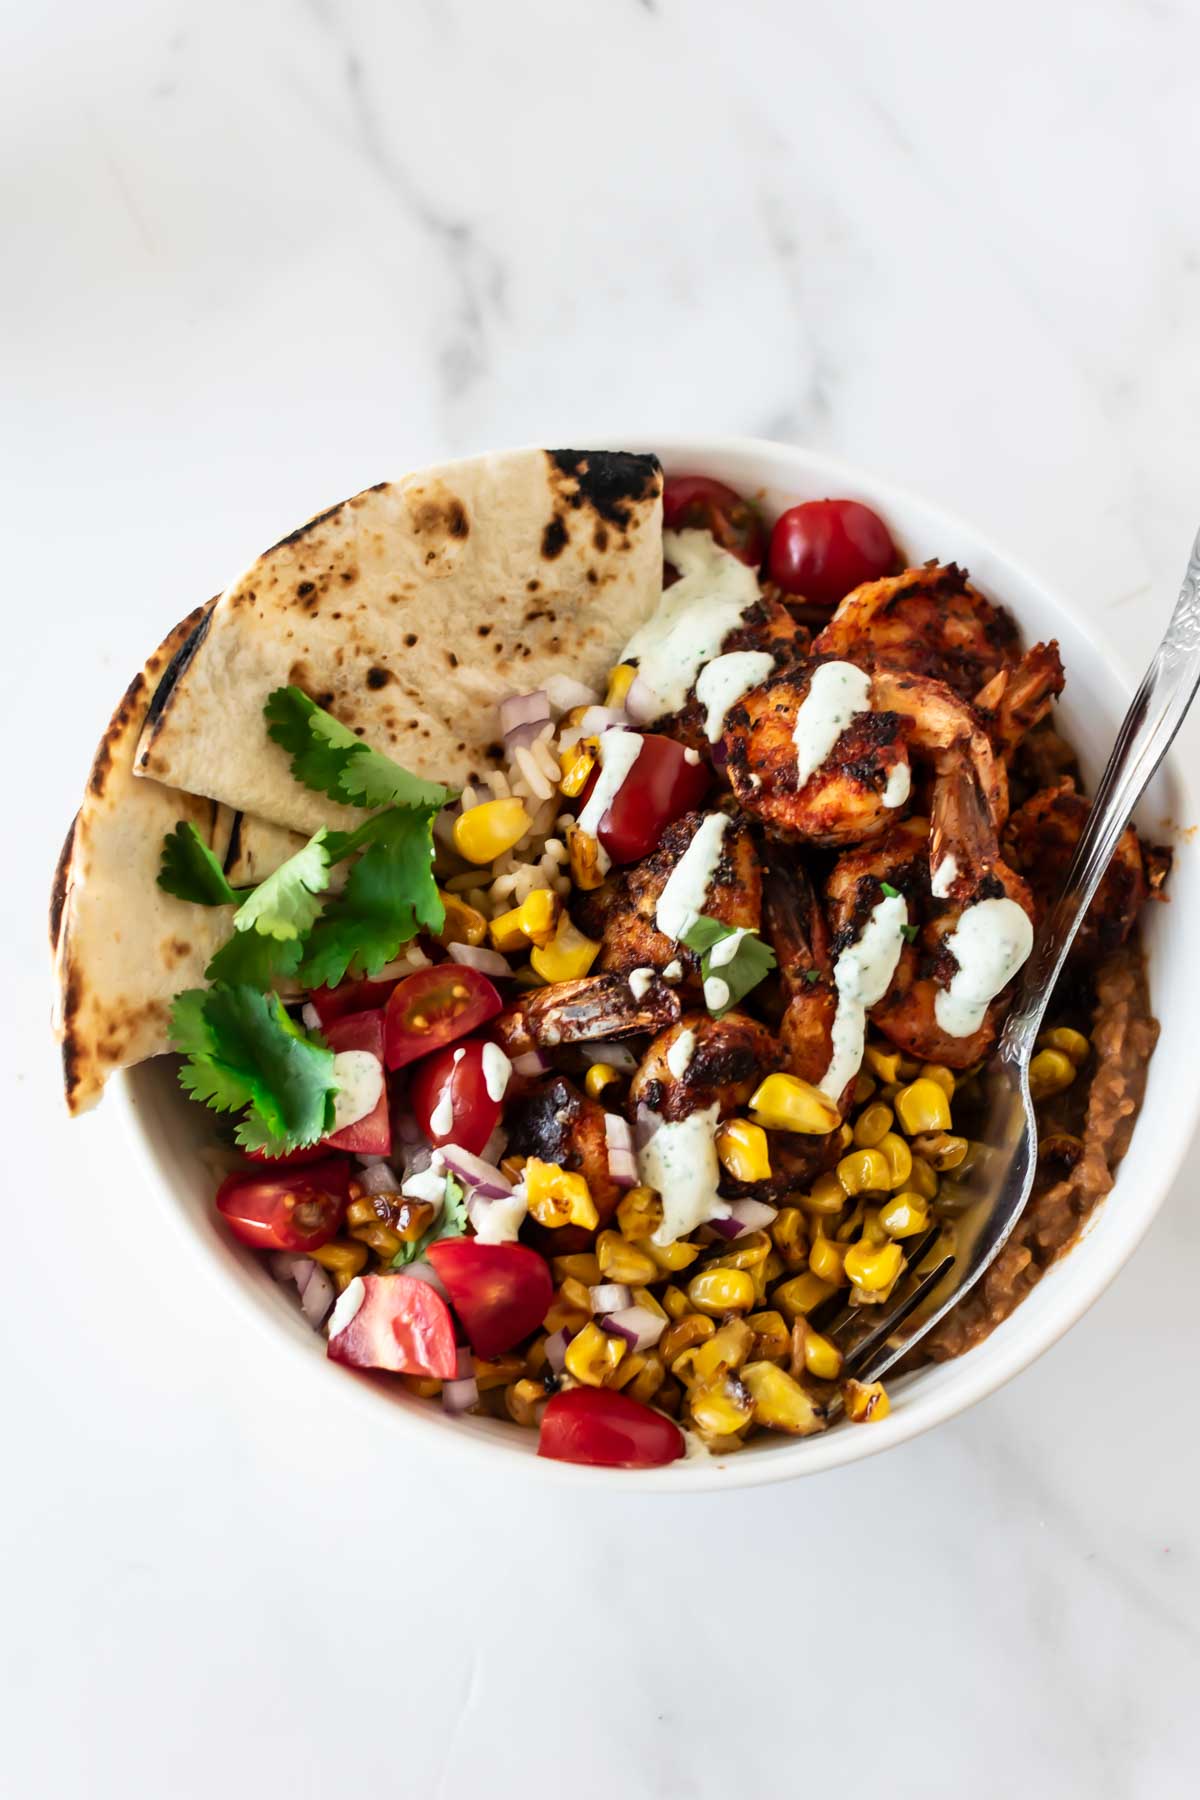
[119,436,1199,1490]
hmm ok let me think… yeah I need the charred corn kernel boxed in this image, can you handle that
[692,1318,755,1383]
[686,1268,756,1315]
[877,1192,930,1238]
[348,1220,404,1261]
[551,1252,602,1286]
[596,1230,659,1285]
[774,1271,835,1319]
[453,796,531,864]
[839,1123,854,1150]
[836,1147,891,1195]
[750,1072,841,1134]
[808,1232,848,1285]
[525,1336,549,1376]
[907,1156,939,1201]
[628,1351,666,1405]
[894,1077,953,1135]
[436,890,488,948]
[309,1239,369,1288]
[689,1375,754,1436]
[747,1309,790,1363]
[564,1320,626,1387]
[1029,1047,1076,1100]
[660,1313,716,1369]
[707,1229,773,1272]
[472,1353,526,1392]
[558,745,596,798]
[631,1286,668,1320]
[835,1200,866,1242]
[517,888,560,946]
[843,1378,890,1423]
[530,914,601,983]
[742,1361,825,1435]
[505,1379,546,1427]
[762,1248,785,1284]
[566,825,605,891]
[715,1118,772,1183]
[605,662,638,708]
[861,1208,890,1247]
[525,1158,599,1231]
[543,1279,591,1335]
[401,1375,443,1399]
[843,1240,904,1294]
[805,1171,849,1216]
[661,1284,691,1320]
[616,1186,663,1243]
[607,1350,647,1391]
[800,1326,843,1381]
[644,1235,701,1274]
[877,1131,913,1190]
[853,1070,877,1105]
[656,1375,684,1417]
[584,1061,623,1099]
[919,1062,957,1099]
[1039,1026,1090,1067]
[853,1102,894,1148]
[500,1153,527,1184]
[864,1045,903,1083]
[770,1206,808,1270]
[911,1131,968,1171]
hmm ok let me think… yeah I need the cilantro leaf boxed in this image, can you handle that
[391,1175,469,1268]
[169,983,336,1153]
[682,916,778,1017]
[880,881,900,899]
[158,821,244,907]
[299,807,444,988]
[232,829,330,941]
[901,922,919,944]
[265,686,455,813]
[205,929,304,989]
[803,968,822,985]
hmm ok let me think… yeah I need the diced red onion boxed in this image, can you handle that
[706,1214,744,1241]
[604,1112,639,1188]
[589,1283,632,1314]
[710,737,728,773]
[438,1144,514,1199]
[504,718,552,753]
[601,1305,667,1352]
[546,674,597,715]
[448,941,511,977]
[455,1345,475,1380]
[397,1261,449,1300]
[358,1161,403,1195]
[400,1142,434,1181]
[580,704,627,737]
[300,1263,335,1326]
[511,1048,549,1077]
[726,1198,779,1235]
[442,1376,479,1415]
[624,675,660,724]
[635,1103,662,1149]
[579,1042,638,1072]
[545,1327,573,1374]
[269,1251,308,1284]
[393,1110,426,1146]
[499,690,550,737]
[293,1259,317,1297]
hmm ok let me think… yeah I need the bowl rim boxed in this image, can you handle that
[117,432,1200,1491]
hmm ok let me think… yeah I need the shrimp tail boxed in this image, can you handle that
[975,640,1064,755]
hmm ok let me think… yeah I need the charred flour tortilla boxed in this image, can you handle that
[52,611,305,1114]
[134,448,664,836]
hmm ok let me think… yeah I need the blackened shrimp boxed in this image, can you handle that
[506,1075,622,1251]
[493,970,680,1060]
[973,641,1065,758]
[811,563,1020,699]
[1001,778,1154,963]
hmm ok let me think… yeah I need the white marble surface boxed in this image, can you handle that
[5,1,1200,1794]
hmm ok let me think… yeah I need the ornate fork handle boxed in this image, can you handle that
[1001,529,1200,1066]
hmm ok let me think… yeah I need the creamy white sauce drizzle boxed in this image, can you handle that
[640,1103,730,1245]
[666,1028,696,1081]
[471,1190,528,1245]
[622,529,762,718]
[818,895,909,1103]
[401,1163,448,1207]
[628,967,655,1001]
[663,959,683,982]
[480,1042,512,1102]
[655,811,731,941]
[430,1088,454,1137]
[327,1276,365,1338]
[709,925,749,968]
[704,975,731,1011]
[883,762,911,809]
[934,897,1034,1037]
[931,853,958,899]
[330,1050,384,1133]
[695,651,775,742]
[577,727,644,876]
[794,661,873,789]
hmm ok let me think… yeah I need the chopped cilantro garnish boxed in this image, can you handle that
[681,916,777,1016]
[299,807,444,989]
[158,821,247,907]
[803,968,822,985]
[170,983,337,1153]
[264,686,455,813]
[205,929,304,989]
[232,829,330,941]
[901,922,919,944]
[880,881,900,899]
[391,1174,469,1268]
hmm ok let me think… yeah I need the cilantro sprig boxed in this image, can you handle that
[265,686,455,813]
[391,1174,468,1268]
[299,807,444,988]
[681,917,777,1017]
[170,984,337,1153]
[158,821,249,907]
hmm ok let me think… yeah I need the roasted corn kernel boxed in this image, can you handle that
[596,1230,659,1285]
[746,1309,790,1363]
[489,887,561,953]
[566,826,605,892]
[877,1192,930,1238]
[798,1323,843,1381]
[690,1320,754,1387]
[525,1158,599,1231]
[707,1230,772,1272]
[660,1313,716,1369]
[770,1206,808,1269]
[644,1235,701,1274]
[805,1171,849,1216]
[894,1077,953,1135]
[616,1186,663,1242]
[584,1061,623,1099]
[773,1271,835,1320]
[309,1239,370,1288]
[907,1156,939,1201]
[836,1147,892,1195]
[453,797,531,864]
[808,1232,848,1286]
[564,1321,626,1387]
[864,1045,903,1083]
[436,890,488,948]
[842,1378,890,1423]
[631,1286,668,1320]
[660,1284,691,1321]
[919,1063,956,1099]
[839,1123,854,1150]
[910,1131,968,1171]
[686,1268,756,1316]
[843,1239,904,1295]
[1029,1047,1076,1100]
[742,1361,825,1435]
[877,1130,913,1190]
[551,1252,601,1286]
[750,1072,841,1134]
[401,1375,444,1399]
[558,746,596,798]
[542,1279,591,1335]
[607,1351,647,1391]
[627,1352,666,1405]
[853,1070,877,1105]
[716,1118,773,1183]
[605,662,638,709]
[530,914,601,983]
[689,1375,754,1436]
[853,1101,894,1148]
[472,1353,526,1392]
[505,1379,546,1427]
[348,1220,404,1261]
[1039,1026,1089,1066]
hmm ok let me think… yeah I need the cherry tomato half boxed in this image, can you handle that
[327,1273,458,1378]
[581,733,710,865]
[425,1239,553,1360]
[537,1387,686,1469]
[409,1038,503,1157]
[216,1159,351,1253]
[662,475,765,566]
[310,976,399,1027]
[384,965,503,1071]
[324,1008,391,1156]
[767,498,895,606]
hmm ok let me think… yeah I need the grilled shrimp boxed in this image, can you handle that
[974,642,1065,758]
[1001,778,1151,962]
[506,1074,622,1251]
[658,589,810,756]
[597,809,762,989]
[811,563,1020,699]
[493,970,680,1059]
[761,861,842,1100]
[630,1011,782,1124]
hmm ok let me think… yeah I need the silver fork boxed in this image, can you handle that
[824,529,1200,1389]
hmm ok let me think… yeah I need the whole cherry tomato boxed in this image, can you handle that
[426,1239,553,1359]
[384,965,503,1071]
[408,1037,504,1156]
[327,1273,458,1378]
[767,498,895,606]
[310,976,399,1027]
[537,1387,686,1468]
[216,1159,351,1253]
[662,475,765,566]
[581,733,710,865]
[324,1008,391,1156]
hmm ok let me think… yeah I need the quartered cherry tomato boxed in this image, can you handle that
[662,475,765,566]
[324,1008,391,1156]
[767,498,895,606]
[408,1038,503,1156]
[310,976,399,1027]
[216,1159,351,1253]
[425,1239,553,1360]
[384,965,503,1071]
[581,733,710,865]
[537,1387,686,1469]
[327,1273,458,1378]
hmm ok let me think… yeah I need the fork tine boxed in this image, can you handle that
[840,1253,955,1380]
[820,1224,942,1343]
